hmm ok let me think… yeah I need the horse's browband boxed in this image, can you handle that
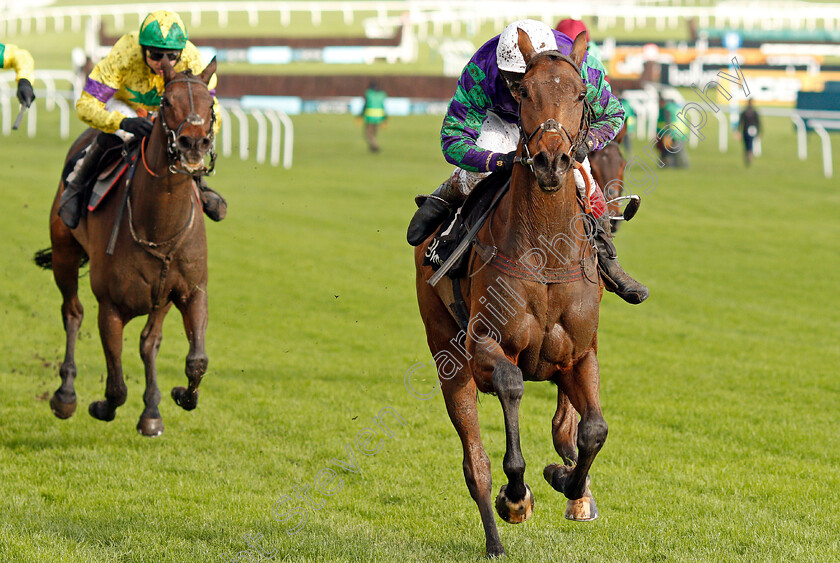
[525,49,581,76]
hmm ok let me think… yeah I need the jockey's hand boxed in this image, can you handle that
[494,151,517,171]
[574,135,595,163]
[120,117,154,138]
[16,79,35,108]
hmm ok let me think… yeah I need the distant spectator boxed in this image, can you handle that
[738,98,760,166]
[656,97,689,168]
[361,81,387,153]
[620,98,636,152]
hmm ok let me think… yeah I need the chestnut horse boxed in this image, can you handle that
[35,58,218,437]
[415,31,608,557]
[589,123,627,233]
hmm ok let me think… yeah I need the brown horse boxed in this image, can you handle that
[415,31,608,557]
[589,123,627,233]
[35,58,218,437]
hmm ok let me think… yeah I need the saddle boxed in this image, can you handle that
[61,135,140,213]
[422,169,512,279]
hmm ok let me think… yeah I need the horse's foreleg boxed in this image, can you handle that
[441,374,505,558]
[89,302,128,421]
[136,305,171,437]
[484,352,533,525]
[172,289,208,411]
[544,351,607,521]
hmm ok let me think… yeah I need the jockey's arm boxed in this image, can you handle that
[580,54,625,151]
[440,61,507,174]
[76,35,137,133]
[0,44,35,83]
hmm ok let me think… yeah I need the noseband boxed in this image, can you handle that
[158,72,217,176]
[517,50,592,175]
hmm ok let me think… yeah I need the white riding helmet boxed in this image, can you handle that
[496,20,558,73]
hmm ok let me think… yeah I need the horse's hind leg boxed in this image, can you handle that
[48,220,85,419]
[544,351,608,521]
[88,301,128,421]
[172,290,208,411]
[551,390,578,465]
[136,305,171,437]
[488,356,534,525]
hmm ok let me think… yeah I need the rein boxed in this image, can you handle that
[158,74,217,177]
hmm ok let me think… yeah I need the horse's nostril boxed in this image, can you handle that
[533,152,550,172]
[197,138,211,152]
[177,136,193,151]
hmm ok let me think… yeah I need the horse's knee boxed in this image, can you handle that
[492,360,524,400]
[577,416,608,452]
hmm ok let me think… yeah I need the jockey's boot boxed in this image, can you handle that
[196,177,227,222]
[407,178,465,246]
[593,216,649,304]
[58,137,106,229]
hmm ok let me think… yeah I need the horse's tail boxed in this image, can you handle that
[33,247,91,270]
[34,248,53,269]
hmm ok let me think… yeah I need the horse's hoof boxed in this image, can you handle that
[565,494,599,521]
[50,394,77,419]
[494,483,534,524]
[171,386,198,411]
[137,417,164,437]
[88,400,116,421]
[486,544,506,559]
[565,476,598,522]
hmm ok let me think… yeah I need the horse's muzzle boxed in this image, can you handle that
[533,151,574,192]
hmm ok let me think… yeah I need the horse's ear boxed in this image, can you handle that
[199,57,217,86]
[571,31,588,68]
[161,56,177,83]
[517,28,537,67]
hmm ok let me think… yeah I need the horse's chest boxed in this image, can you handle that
[519,307,598,379]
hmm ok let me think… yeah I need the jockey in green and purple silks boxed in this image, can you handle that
[407,19,647,305]
[58,10,226,230]
[1,43,36,108]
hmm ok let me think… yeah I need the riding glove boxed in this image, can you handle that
[574,134,596,163]
[16,79,35,108]
[494,151,517,171]
[120,117,154,138]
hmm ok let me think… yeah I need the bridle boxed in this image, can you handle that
[517,50,592,176]
[158,72,217,176]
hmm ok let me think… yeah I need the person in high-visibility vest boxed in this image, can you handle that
[0,43,36,109]
[361,81,387,153]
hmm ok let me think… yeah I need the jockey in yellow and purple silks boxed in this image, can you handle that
[58,10,226,229]
[0,43,36,108]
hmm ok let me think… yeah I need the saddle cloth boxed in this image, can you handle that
[422,169,511,279]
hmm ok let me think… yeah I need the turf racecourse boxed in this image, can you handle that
[1,107,839,562]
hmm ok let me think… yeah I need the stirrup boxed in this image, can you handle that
[606,194,641,222]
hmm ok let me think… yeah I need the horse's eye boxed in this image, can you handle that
[519,86,528,99]
[578,91,586,101]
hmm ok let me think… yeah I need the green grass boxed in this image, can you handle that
[1,90,839,562]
